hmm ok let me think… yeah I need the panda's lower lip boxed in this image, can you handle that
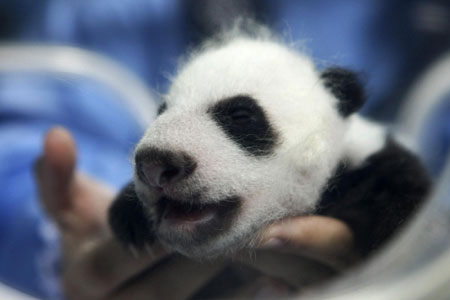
[157,196,241,231]
[163,202,217,224]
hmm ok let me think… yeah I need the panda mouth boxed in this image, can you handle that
[156,196,240,233]
[163,200,217,223]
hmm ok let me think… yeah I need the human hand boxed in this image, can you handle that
[34,127,225,300]
[34,127,356,298]
[258,215,356,268]
[233,215,357,293]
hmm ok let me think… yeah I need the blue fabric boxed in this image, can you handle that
[267,0,444,117]
[419,95,450,177]
[42,0,187,91]
[1,0,187,90]
[0,75,144,299]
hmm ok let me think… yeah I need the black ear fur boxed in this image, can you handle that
[321,67,366,117]
[108,182,155,248]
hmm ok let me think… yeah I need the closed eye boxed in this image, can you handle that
[208,95,278,156]
[229,108,256,124]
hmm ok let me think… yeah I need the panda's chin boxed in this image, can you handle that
[155,196,241,253]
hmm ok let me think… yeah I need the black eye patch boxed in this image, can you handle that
[208,95,278,156]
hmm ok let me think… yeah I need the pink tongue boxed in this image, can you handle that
[164,205,215,222]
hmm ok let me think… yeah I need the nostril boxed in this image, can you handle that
[160,167,182,185]
[139,163,165,188]
[138,163,183,188]
[135,148,197,188]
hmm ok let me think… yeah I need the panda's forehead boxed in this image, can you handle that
[165,38,321,111]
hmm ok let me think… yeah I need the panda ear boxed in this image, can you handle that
[321,67,366,117]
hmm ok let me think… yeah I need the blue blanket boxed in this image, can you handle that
[0,75,145,298]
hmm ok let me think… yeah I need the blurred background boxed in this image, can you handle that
[0,0,449,299]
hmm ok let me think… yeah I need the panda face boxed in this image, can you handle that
[132,38,348,258]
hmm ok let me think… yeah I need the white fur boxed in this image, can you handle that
[343,115,387,168]
[133,32,387,258]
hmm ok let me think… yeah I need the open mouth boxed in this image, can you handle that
[156,196,240,236]
[163,200,217,224]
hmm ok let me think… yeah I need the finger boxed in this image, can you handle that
[64,172,115,236]
[109,255,226,300]
[259,216,354,255]
[44,126,77,190]
[64,239,171,299]
[257,216,357,268]
[35,127,77,223]
[232,276,295,299]
[35,127,114,236]
[236,250,337,290]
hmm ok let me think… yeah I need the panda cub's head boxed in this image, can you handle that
[118,33,365,258]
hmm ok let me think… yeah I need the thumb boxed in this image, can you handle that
[35,127,77,227]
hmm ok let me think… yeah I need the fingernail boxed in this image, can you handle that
[259,237,285,249]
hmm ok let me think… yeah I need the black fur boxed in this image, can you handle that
[208,95,278,156]
[157,102,167,115]
[317,137,431,257]
[321,68,366,117]
[108,182,155,248]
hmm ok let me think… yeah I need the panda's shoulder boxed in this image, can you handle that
[317,116,431,256]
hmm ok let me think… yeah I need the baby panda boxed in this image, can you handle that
[109,29,430,260]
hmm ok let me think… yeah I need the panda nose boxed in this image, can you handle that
[135,148,197,188]
[140,163,182,188]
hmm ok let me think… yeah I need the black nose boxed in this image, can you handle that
[135,148,197,188]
